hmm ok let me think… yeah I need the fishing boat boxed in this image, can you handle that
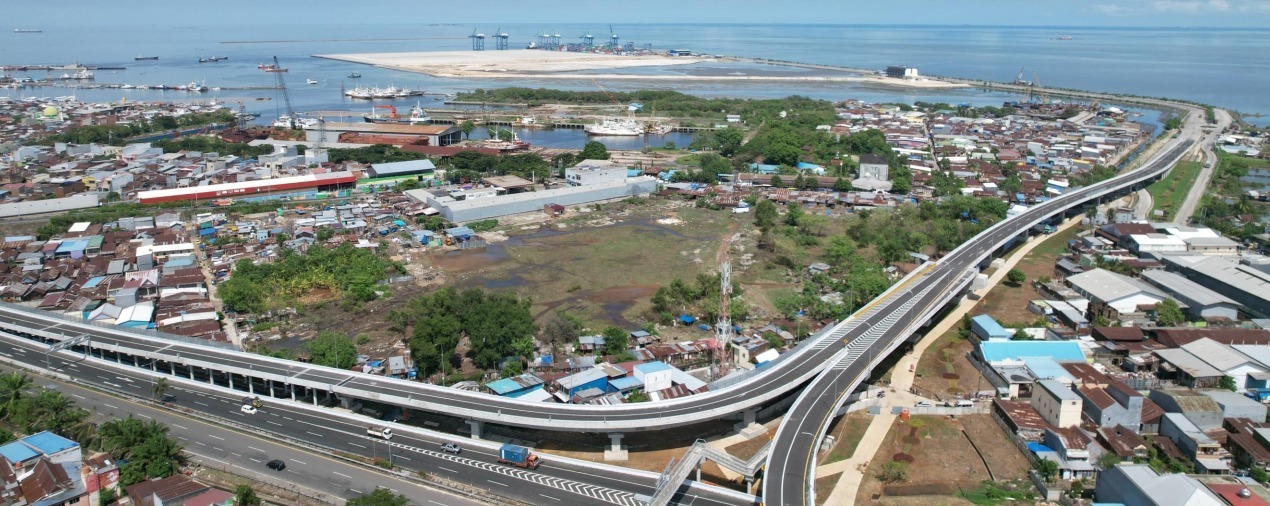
[187,81,207,93]
[134,55,159,61]
[348,72,362,79]
[257,63,275,70]
[306,78,318,85]
[344,86,372,99]
[264,67,288,73]
[363,103,431,125]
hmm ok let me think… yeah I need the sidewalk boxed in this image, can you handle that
[816,213,1086,505]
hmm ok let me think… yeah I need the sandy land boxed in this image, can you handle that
[313,49,968,89]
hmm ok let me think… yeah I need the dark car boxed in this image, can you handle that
[266,459,286,471]
[440,443,462,454]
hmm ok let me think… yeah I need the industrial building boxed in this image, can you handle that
[307,122,463,147]
[885,65,919,79]
[1139,269,1241,321]
[136,171,359,204]
[565,159,629,186]
[405,176,658,223]
[367,159,437,179]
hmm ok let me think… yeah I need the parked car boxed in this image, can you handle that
[441,443,462,454]
[914,401,933,408]
[240,404,257,415]
[266,459,285,471]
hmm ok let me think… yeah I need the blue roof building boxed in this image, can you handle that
[748,163,780,174]
[608,376,644,393]
[486,373,546,398]
[0,430,81,467]
[555,368,609,399]
[971,314,1011,341]
[978,341,1086,364]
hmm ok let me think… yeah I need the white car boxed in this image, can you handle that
[240,404,258,415]
[914,401,933,408]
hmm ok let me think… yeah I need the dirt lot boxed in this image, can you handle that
[973,224,1084,327]
[912,331,990,403]
[854,415,1033,505]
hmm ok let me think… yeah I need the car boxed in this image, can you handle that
[440,443,462,454]
[265,459,285,471]
[914,401,933,408]
[240,404,257,415]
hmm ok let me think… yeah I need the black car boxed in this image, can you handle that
[266,459,286,471]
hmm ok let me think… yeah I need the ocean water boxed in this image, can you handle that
[2,23,1266,134]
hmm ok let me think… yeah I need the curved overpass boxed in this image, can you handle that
[0,107,1208,440]
[762,107,1211,505]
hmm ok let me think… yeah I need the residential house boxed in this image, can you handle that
[1095,464,1224,506]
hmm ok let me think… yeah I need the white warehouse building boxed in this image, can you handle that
[565,159,629,186]
[405,177,658,223]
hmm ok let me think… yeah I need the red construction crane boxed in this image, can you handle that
[374,104,399,121]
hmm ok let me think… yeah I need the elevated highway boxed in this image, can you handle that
[762,106,1212,505]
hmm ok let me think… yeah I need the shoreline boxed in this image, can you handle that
[311,50,969,90]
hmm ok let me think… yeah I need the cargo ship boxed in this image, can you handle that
[134,55,159,61]
[13,29,42,33]
[363,104,430,125]
[585,117,643,136]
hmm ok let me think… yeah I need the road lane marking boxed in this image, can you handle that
[395,455,411,461]
[173,425,188,430]
[333,471,351,478]
[266,420,282,426]
[231,453,242,457]
[348,442,365,449]
[71,394,84,399]
[487,480,507,487]
[540,494,561,501]
[248,447,263,452]
[212,447,222,452]
[103,404,117,409]
[248,457,261,463]
[208,434,224,441]
[195,441,206,446]
[437,466,456,473]
[349,489,362,494]
[194,401,208,407]
[137,414,151,419]
[428,501,448,506]
[306,431,323,437]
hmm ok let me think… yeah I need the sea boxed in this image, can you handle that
[3,23,1267,149]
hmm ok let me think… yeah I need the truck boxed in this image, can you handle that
[366,426,393,440]
[497,444,540,469]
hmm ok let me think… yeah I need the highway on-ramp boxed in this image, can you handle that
[762,107,1213,506]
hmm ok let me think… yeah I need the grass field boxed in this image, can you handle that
[822,411,874,464]
[1148,160,1204,220]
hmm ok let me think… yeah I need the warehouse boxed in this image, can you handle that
[405,177,658,223]
[136,172,359,204]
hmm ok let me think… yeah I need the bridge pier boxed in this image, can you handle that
[466,420,484,440]
[734,407,765,439]
[228,374,234,390]
[604,433,628,461]
[290,384,296,402]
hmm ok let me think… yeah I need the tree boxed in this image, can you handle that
[1155,298,1185,327]
[1034,458,1059,483]
[307,331,359,369]
[1006,268,1027,286]
[579,140,611,160]
[150,377,169,401]
[754,199,778,229]
[510,336,536,361]
[458,120,475,139]
[602,326,631,356]
[833,177,852,192]
[1097,451,1122,470]
[1251,466,1269,484]
[347,488,409,506]
[769,175,784,188]
[0,372,32,419]
[785,202,805,227]
[541,312,581,359]
[1013,328,1033,341]
[501,360,523,378]
[1220,375,1238,392]
[715,126,744,157]
[626,389,650,403]
[234,485,262,506]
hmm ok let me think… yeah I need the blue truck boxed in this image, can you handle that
[497,444,540,470]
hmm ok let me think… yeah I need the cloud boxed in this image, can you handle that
[1093,3,1129,15]
[1151,0,1231,12]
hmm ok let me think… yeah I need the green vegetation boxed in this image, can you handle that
[1196,154,1269,240]
[37,109,236,146]
[1146,161,1203,220]
[347,488,410,506]
[1164,116,1183,130]
[443,151,551,184]
[1155,298,1186,326]
[218,243,403,313]
[153,137,275,159]
[307,331,360,369]
[1220,375,1238,392]
[466,219,499,232]
[1006,268,1027,286]
[579,140,612,160]
[957,481,1037,505]
[387,287,537,374]
[234,485,262,506]
[457,88,833,126]
[877,461,908,482]
[327,144,430,165]
[97,417,187,486]
[0,372,96,446]
[649,274,745,326]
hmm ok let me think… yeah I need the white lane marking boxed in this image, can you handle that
[349,489,362,495]
[487,480,507,487]
[193,401,209,407]
[195,441,206,446]
[306,431,323,437]
[333,471,351,478]
[208,435,224,441]
[266,420,282,426]
[396,455,411,461]
[428,501,448,506]
[117,376,134,383]
[248,457,261,463]
[292,459,307,465]
[103,404,118,409]
[248,446,263,452]
[348,442,365,449]
[212,447,222,452]
[173,424,188,430]
[231,453,242,457]
[137,414,151,419]
[283,416,293,421]
[71,394,84,399]
[540,494,561,501]
[437,466,457,473]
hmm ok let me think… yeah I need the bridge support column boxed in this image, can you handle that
[734,408,765,439]
[466,420,484,440]
[248,379,255,395]
[290,385,296,402]
[604,433,628,461]
[170,363,175,375]
[187,366,194,381]
[228,374,234,390]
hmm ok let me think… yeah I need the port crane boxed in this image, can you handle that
[1013,66,1028,85]
[272,56,297,130]
[608,25,619,49]
[494,28,509,50]
[469,29,485,51]
[373,104,399,121]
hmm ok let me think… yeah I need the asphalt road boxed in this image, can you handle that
[0,331,746,506]
[762,104,1214,505]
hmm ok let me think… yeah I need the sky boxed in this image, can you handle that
[8,0,1270,27]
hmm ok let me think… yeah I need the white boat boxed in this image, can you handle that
[372,86,399,99]
[187,81,207,93]
[306,78,318,85]
[72,69,94,80]
[344,86,372,99]
[585,117,643,136]
[395,87,411,97]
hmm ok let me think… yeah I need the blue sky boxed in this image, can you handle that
[10,0,1270,27]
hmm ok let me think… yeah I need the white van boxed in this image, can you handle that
[956,400,974,408]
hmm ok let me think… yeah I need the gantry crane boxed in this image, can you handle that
[272,56,296,129]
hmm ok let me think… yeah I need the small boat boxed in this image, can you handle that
[306,78,318,85]
[257,63,275,70]
[134,55,159,61]
[265,67,288,73]
[187,81,207,93]
[348,72,362,78]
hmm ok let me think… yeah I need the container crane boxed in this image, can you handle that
[1013,66,1027,85]
[580,31,594,49]
[494,28,509,50]
[272,56,296,130]
[608,25,619,49]
[470,29,485,51]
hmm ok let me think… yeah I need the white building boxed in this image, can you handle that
[633,361,673,393]
[565,159,628,187]
[1031,379,1083,428]
[1066,268,1168,318]
[1129,233,1188,254]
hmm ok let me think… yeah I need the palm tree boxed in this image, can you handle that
[235,485,262,506]
[0,372,33,419]
[151,377,169,401]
